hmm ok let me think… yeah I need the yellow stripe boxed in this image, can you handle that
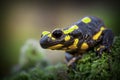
[48,34,56,40]
[64,35,71,41]
[68,38,79,50]
[92,27,106,40]
[63,25,79,34]
[48,34,52,37]
[42,31,50,36]
[81,17,91,23]
[48,44,64,49]
[81,42,89,50]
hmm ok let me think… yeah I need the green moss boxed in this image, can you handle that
[10,63,67,80]
[5,36,120,80]
[68,36,120,80]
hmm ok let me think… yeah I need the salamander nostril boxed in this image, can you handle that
[52,29,63,38]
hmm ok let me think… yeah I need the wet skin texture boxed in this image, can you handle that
[40,16,114,69]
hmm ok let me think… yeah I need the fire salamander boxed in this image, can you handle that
[40,16,114,69]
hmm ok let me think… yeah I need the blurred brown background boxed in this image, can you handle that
[0,0,119,78]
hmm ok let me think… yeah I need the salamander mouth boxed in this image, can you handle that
[40,35,64,49]
[40,36,53,48]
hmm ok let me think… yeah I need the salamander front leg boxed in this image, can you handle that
[96,29,114,57]
[65,52,82,69]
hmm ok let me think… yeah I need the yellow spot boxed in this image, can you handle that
[42,31,50,36]
[68,38,79,50]
[63,25,79,34]
[97,47,100,51]
[93,27,106,40]
[81,42,89,50]
[48,44,63,49]
[47,34,56,40]
[51,37,56,40]
[97,45,105,51]
[64,35,71,41]
[48,34,52,37]
[82,17,91,23]
[101,27,105,30]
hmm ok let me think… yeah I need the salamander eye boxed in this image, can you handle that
[52,29,63,38]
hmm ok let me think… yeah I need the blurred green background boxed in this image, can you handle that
[0,1,119,78]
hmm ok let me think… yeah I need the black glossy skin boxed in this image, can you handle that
[40,16,114,69]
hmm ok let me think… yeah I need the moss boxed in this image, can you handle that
[68,36,120,80]
[68,52,111,80]
[10,63,67,80]
[5,36,120,80]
